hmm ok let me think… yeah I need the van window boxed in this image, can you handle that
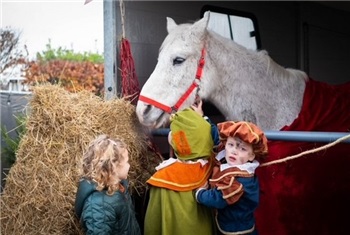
[201,5,261,50]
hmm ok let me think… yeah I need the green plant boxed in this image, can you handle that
[23,40,105,96]
[36,40,104,63]
[1,115,27,166]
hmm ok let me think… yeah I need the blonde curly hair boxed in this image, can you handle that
[81,134,127,195]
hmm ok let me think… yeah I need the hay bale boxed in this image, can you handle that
[0,84,162,234]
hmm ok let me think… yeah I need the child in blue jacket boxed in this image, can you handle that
[195,121,268,235]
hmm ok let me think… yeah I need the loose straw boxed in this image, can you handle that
[260,133,350,167]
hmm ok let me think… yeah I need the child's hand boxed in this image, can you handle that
[199,180,209,189]
[191,99,204,117]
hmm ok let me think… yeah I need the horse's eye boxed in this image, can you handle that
[173,57,185,65]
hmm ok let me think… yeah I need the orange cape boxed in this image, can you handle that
[147,157,214,192]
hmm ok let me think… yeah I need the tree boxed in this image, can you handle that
[1,40,104,168]
[24,42,104,96]
[0,27,28,75]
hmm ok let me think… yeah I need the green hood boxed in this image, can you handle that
[170,108,213,160]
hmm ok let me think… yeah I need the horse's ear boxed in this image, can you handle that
[196,11,210,30]
[166,17,178,33]
[203,11,211,23]
[190,11,210,39]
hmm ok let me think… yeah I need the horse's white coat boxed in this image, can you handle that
[136,12,308,130]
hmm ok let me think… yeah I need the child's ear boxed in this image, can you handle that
[249,153,255,161]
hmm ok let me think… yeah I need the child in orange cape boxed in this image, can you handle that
[195,121,268,235]
[144,107,217,235]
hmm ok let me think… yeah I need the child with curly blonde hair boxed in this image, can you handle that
[75,134,141,235]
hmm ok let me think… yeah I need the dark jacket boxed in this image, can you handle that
[196,158,260,234]
[75,179,141,235]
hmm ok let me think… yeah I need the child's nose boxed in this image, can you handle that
[230,146,238,154]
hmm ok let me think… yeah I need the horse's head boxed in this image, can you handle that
[136,12,211,128]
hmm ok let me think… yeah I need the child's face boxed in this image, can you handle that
[225,136,255,165]
[116,149,130,180]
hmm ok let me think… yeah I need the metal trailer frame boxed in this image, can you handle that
[152,128,350,144]
[102,0,350,145]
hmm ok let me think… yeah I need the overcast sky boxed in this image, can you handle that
[1,0,104,59]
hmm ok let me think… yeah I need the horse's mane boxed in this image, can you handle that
[207,28,307,85]
[201,28,308,130]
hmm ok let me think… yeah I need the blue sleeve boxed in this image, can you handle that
[211,124,220,146]
[205,117,220,146]
[195,188,228,209]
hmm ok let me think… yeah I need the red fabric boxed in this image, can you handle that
[120,38,140,105]
[256,78,350,235]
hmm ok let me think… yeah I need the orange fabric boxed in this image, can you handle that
[210,161,252,205]
[172,130,192,156]
[218,121,268,160]
[147,157,214,192]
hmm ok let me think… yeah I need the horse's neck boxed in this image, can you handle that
[204,32,307,130]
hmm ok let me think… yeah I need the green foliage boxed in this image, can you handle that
[1,115,27,166]
[36,40,104,63]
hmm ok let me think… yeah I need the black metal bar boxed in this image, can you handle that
[151,128,350,144]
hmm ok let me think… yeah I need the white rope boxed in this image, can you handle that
[119,0,126,39]
[260,133,350,167]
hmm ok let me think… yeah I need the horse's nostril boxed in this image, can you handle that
[138,103,153,119]
[144,104,152,115]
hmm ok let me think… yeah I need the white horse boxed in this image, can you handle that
[136,12,350,235]
[136,12,308,131]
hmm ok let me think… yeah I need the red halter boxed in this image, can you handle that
[139,48,206,113]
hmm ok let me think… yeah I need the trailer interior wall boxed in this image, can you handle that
[112,1,349,156]
[114,1,350,90]
[300,2,350,84]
